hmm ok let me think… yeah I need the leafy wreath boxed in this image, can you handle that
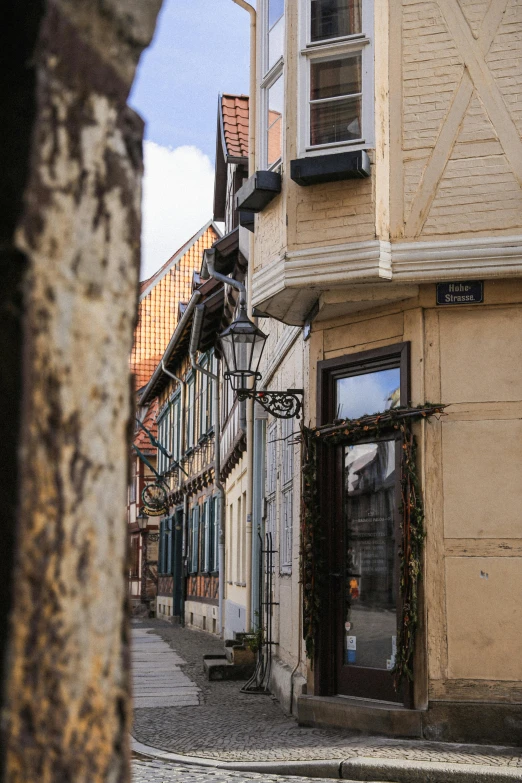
[300,404,445,688]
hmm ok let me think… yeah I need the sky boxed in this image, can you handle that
[129,0,251,280]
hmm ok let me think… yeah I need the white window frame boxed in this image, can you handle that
[157,406,171,475]
[171,392,181,463]
[265,419,278,571]
[298,0,374,158]
[259,0,285,170]
[186,373,195,451]
[189,505,200,574]
[201,499,210,573]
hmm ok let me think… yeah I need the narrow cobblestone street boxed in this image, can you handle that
[130,620,522,782]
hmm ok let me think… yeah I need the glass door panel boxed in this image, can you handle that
[337,439,400,700]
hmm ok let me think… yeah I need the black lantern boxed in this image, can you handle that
[220,304,267,393]
[219,305,304,420]
[136,509,148,531]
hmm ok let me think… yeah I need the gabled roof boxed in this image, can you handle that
[131,221,220,391]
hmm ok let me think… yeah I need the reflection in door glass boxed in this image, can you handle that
[343,440,397,670]
[336,368,400,420]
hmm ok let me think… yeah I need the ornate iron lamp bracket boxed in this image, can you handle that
[236,389,304,419]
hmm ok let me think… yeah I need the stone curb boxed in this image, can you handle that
[132,737,344,779]
[340,757,522,783]
[132,738,521,783]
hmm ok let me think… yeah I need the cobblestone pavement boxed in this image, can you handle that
[132,759,334,783]
[131,619,522,767]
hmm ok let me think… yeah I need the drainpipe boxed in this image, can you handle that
[230,0,257,634]
[189,304,226,637]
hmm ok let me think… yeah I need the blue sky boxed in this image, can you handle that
[130,0,251,279]
[129,0,251,279]
[130,0,251,161]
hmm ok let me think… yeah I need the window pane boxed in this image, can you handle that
[267,75,284,166]
[343,441,397,670]
[311,0,362,42]
[336,368,401,420]
[269,0,284,28]
[268,15,284,71]
[311,55,361,100]
[311,96,361,145]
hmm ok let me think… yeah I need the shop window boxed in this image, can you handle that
[299,0,374,156]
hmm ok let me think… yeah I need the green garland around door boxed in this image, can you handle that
[300,404,445,688]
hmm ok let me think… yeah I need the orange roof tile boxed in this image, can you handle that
[130,222,219,391]
[221,94,249,160]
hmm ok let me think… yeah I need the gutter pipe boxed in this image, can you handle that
[188,304,226,637]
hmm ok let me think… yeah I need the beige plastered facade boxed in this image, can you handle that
[250,0,522,740]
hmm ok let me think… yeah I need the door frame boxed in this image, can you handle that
[314,342,411,703]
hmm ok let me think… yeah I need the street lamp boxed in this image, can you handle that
[219,304,303,420]
[136,509,148,531]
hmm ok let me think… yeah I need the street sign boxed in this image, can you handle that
[436,281,484,305]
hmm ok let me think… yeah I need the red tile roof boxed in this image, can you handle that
[221,94,249,159]
[130,223,219,390]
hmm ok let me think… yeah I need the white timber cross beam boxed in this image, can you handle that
[404,0,522,238]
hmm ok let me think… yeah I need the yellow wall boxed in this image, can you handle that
[309,282,522,704]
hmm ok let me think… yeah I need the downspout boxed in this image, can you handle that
[230,0,256,633]
[188,304,226,637]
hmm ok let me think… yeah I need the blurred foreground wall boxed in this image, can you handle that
[0,2,162,781]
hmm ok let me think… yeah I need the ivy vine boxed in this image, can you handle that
[300,404,445,689]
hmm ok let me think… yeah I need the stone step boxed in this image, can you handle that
[203,656,255,682]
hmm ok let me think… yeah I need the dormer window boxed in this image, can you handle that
[261,0,285,170]
[299,0,374,157]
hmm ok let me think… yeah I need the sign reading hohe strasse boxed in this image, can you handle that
[436,281,484,305]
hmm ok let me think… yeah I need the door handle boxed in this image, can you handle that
[329,572,342,578]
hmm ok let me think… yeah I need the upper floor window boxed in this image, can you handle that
[261,0,285,170]
[299,0,373,156]
[157,406,172,475]
[186,374,195,451]
[171,393,181,462]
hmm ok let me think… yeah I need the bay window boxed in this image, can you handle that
[299,0,373,156]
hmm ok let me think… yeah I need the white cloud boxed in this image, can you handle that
[140,142,216,281]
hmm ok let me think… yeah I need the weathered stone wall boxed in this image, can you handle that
[1,1,162,781]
